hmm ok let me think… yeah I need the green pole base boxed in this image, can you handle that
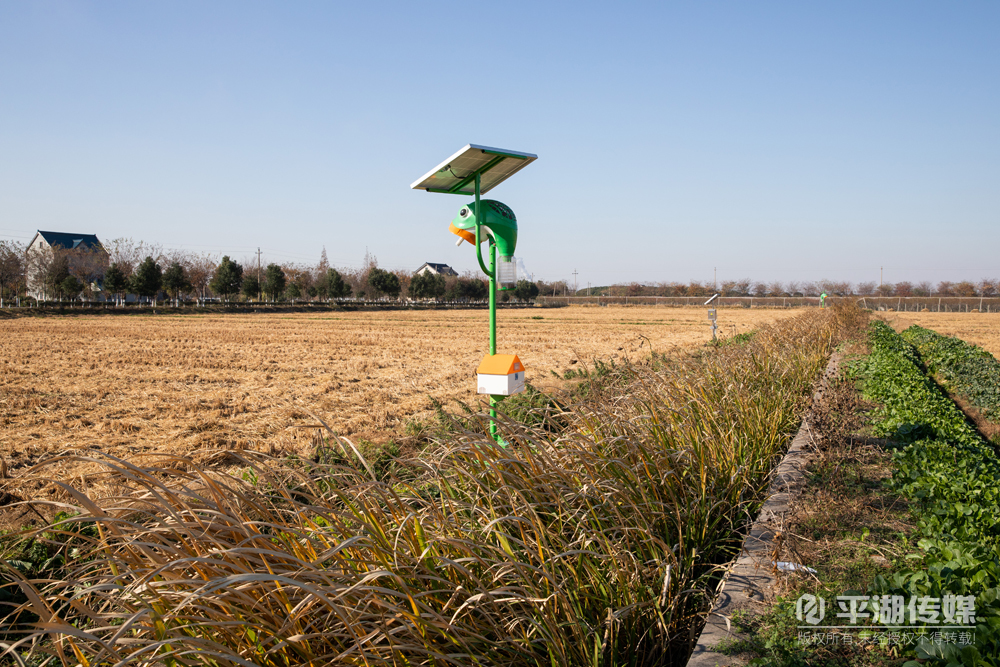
[489,394,508,447]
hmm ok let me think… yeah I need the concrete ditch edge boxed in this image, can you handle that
[685,352,843,666]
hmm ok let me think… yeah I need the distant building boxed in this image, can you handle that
[25,230,107,300]
[415,262,458,277]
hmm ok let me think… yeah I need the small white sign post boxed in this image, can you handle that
[705,293,719,342]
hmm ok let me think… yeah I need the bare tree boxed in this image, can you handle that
[855,281,877,296]
[830,281,853,296]
[185,253,217,303]
[914,281,933,297]
[978,278,998,297]
[954,281,977,297]
[0,240,24,307]
[67,245,109,300]
[105,238,163,277]
[24,243,63,301]
[648,281,671,297]
[317,247,329,278]
[685,280,711,297]
[277,263,315,302]
[536,280,568,297]
[894,281,914,297]
[816,279,851,296]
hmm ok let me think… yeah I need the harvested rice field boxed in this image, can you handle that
[0,307,796,480]
[888,311,1000,358]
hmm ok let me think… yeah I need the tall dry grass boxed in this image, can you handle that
[1,306,865,666]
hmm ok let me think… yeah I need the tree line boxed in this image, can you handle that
[584,277,1000,298]
[8,236,988,306]
[0,239,543,306]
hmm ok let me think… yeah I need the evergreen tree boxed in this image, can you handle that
[162,261,192,305]
[326,268,351,299]
[44,254,71,300]
[286,282,301,301]
[409,271,428,299]
[315,271,329,299]
[103,262,128,305]
[210,256,243,302]
[410,271,446,299]
[60,275,83,301]
[242,274,260,301]
[513,279,540,302]
[131,256,162,304]
[368,267,401,298]
[263,263,286,301]
[446,277,488,301]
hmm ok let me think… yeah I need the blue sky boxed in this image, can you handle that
[1,1,997,287]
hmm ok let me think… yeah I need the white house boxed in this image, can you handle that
[415,262,458,277]
[25,230,106,300]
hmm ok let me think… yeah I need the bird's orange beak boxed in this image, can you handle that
[449,222,476,245]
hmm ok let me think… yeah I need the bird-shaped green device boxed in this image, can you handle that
[449,199,518,259]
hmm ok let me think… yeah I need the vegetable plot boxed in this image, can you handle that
[853,322,1000,665]
[901,325,1000,423]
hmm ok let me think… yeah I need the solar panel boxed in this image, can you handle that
[411,144,538,195]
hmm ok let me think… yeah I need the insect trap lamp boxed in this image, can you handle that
[450,200,519,289]
[411,144,538,444]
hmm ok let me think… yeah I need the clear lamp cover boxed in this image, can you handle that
[498,256,517,288]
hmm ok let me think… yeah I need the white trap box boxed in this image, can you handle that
[476,354,526,396]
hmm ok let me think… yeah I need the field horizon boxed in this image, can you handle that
[0,306,796,498]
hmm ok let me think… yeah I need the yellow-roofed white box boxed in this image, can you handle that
[476,354,525,396]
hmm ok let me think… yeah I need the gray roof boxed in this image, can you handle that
[35,231,104,251]
[417,262,458,276]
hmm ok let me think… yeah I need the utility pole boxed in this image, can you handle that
[714,267,717,291]
[572,268,578,295]
[588,281,591,296]
[880,266,883,292]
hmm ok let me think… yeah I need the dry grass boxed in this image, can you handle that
[888,311,1000,358]
[0,307,857,667]
[0,307,796,481]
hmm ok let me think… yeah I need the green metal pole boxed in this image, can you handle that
[474,172,482,273]
[489,243,496,356]
[471,172,500,444]
[480,176,500,442]
[489,239,499,441]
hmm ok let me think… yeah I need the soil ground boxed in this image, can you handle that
[0,306,795,488]
[888,311,1000,357]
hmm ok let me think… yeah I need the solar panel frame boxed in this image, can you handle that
[411,144,537,195]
